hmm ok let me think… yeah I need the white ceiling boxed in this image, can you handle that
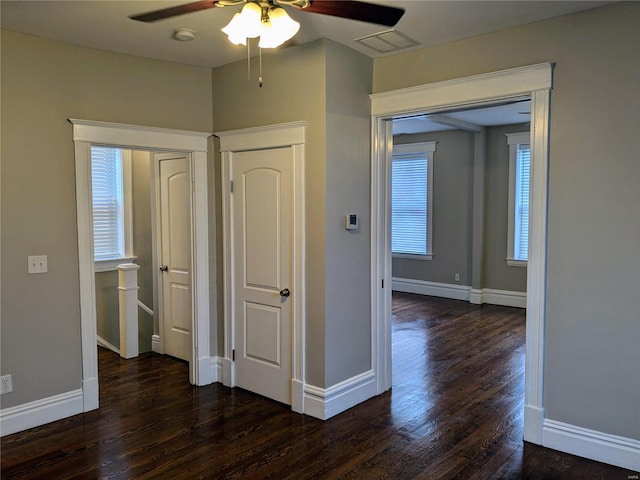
[1,1,612,69]
[393,99,531,134]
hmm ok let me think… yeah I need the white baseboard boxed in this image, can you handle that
[291,379,304,414]
[151,334,160,353]
[543,419,640,472]
[392,277,471,301]
[303,370,376,420]
[481,288,526,308]
[208,356,223,384]
[524,404,544,444]
[470,288,483,304]
[222,357,234,387]
[82,377,99,412]
[97,335,120,354]
[0,389,84,437]
[392,277,526,308]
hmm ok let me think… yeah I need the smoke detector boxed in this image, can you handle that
[173,28,196,41]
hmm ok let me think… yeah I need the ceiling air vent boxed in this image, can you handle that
[355,29,419,54]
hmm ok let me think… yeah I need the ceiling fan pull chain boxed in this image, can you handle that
[258,47,263,88]
[247,39,251,81]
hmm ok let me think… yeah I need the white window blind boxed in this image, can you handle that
[506,131,530,266]
[392,154,428,255]
[514,145,530,261]
[91,146,124,261]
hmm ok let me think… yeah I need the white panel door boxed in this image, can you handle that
[232,147,292,405]
[159,155,191,362]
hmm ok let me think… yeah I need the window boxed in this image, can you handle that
[505,132,530,266]
[391,142,436,259]
[91,146,133,271]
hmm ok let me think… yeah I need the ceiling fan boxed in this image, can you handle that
[130,0,405,28]
[130,0,404,86]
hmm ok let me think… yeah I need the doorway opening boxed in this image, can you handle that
[91,148,193,363]
[71,119,212,413]
[370,63,552,444]
[217,121,306,414]
[388,99,532,433]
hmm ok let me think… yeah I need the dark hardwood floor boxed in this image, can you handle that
[2,292,636,479]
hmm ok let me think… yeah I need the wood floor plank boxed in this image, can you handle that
[1,292,636,479]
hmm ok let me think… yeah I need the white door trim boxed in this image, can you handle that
[70,119,213,413]
[217,121,306,413]
[369,63,553,444]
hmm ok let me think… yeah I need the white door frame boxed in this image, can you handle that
[369,63,552,444]
[217,121,306,414]
[70,119,213,413]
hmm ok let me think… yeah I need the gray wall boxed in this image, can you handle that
[483,124,529,291]
[375,2,640,440]
[392,130,475,286]
[324,41,373,386]
[212,39,374,388]
[95,271,119,347]
[1,2,638,444]
[392,125,528,293]
[131,150,153,352]
[0,29,213,408]
[212,40,328,387]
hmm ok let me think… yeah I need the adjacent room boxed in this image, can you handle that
[1,0,638,477]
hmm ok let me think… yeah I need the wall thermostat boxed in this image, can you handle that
[345,213,359,230]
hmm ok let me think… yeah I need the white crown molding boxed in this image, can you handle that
[370,63,552,116]
[216,121,307,152]
[69,119,210,152]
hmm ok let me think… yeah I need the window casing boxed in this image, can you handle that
[505,132,530,267]
[91,146,134,271]
[391,142,436,260]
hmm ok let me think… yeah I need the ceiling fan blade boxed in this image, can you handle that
[130,0,219,22]
[301,0,404,27]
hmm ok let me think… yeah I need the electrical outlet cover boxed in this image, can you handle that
[1,374,13,394]
[28,255,48,274]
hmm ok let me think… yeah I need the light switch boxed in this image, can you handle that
[28,255,48,274]
[345,213,359,230]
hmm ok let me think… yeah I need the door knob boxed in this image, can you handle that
[159,265,168,272]
[279,288,290,298]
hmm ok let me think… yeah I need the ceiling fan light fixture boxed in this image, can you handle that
[257,19,277,48]
[221,1,263,42]
[267,6,299,43]
[222,2,299,49]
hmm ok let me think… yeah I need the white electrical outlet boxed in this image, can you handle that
[454,273,460,282]
[1,374,13,394]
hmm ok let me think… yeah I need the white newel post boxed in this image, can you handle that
[117,263,140,359]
